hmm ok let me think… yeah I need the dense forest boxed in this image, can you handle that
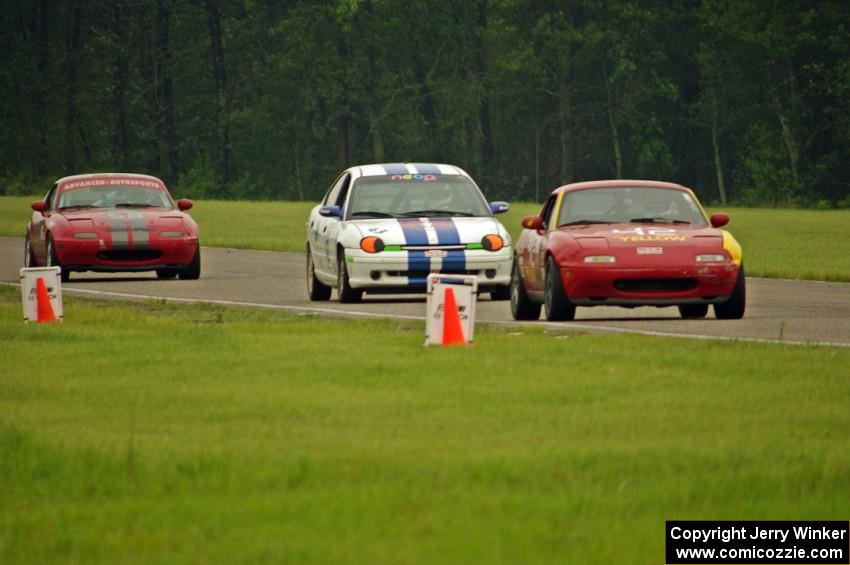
[1,0,848,206]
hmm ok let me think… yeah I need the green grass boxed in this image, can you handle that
[3,196,850,280]
[2,285,849,563]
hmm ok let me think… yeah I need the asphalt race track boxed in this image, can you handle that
[3,236,849,346]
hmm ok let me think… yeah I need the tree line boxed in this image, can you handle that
[1,0,848,206]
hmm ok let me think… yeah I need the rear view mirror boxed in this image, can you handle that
[319,205,342,218]
[521,215,543,230]
[31,201,47,214]
[177,198,193,211]
[710,212,729,228]
[489,201,510,214]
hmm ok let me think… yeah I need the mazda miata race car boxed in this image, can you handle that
[511,180,745,321]
[306,163,512,302]
[25,173,200,281]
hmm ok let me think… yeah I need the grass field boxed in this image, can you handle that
[2,285,849,563]
[3,195,850,281]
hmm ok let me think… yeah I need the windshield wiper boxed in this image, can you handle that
[350,211,396,218]
[399,209,475,217]
[559,219,612,226]
[58,204,97,210]
[115,203,156,208]
[629,217,691,224]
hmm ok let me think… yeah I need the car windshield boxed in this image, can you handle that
[557,187,708,227]
[57,185,173,210]
[347,175,492,219]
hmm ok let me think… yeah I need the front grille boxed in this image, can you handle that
[96,250,163,262]
[614,278,697,292]
[387,269,479,278]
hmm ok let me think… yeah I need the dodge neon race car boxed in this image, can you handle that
[25,173,200,282]
[306,163,513,302]
[511,180,745,321]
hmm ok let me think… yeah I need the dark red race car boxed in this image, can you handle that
[511,180,745,321]
[25,173,200,282]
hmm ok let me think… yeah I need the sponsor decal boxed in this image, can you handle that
[391,174,437,182]
[367,227,388,234]
[613,227,685,243]
[637,247,664,255]
[62,178,164,191]
[425,249,448,258]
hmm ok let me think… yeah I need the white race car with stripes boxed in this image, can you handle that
[306,163,512,302]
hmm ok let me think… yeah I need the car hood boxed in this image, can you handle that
[353,216,505,246]
[60,207,186,228]
[559,222,723,248]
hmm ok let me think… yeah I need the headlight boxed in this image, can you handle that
[360,236,385,253]
[160,231,184,238]
[481,234,504,251]
[695,254,726,262]
[72,232,98,239]
[583,255,616,263]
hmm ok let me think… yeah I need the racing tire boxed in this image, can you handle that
[490,284,511,301]
[714,265,746,320]
[337,251,362,303]
[544,256,575,321]
[510,261,541,320]
[46,235,70,282]
[24,234,36,267]
[178,245,201,280]
[156,269,179,279]
[678,304,709,319]
[307,246,331,301]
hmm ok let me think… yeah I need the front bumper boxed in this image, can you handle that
[561,262,739,306]
[345,247,512,291]
[55,237,198,272]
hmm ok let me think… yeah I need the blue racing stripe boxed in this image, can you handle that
[399,219,430,286]
[383,163,408,175]
[429,218,461,245]
[407,250,429,286]
[398,218,429,245]
[412,163,441,175]
[443,249,466,273]
[431,218,465,273]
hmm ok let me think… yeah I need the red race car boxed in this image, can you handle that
[511,180,745,321]
[25,173,200,282]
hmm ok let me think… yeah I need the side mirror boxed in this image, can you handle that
[319,205,343,218]
[521,215,543,230]
[710,212,729,228]
[489,201,510,214]
[177,198,193,211]
[31,201,47,214]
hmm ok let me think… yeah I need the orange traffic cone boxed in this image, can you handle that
[442,287,466,346]
[35,276,57,323]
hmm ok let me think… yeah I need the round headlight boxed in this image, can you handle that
[360,236,385,253]
[481,234,504,252]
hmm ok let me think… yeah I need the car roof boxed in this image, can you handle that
[552,179,693,195]
[351,163,470,178]
[55,172,166,186]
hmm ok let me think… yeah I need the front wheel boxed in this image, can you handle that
[544,256,575,321]
[714,265,746,319]
[307,246,331,301]
[46,235,69,282]
[178,245,201,280]
[24,235,36,267]
[510,261,540,320]
[337,252,362,303]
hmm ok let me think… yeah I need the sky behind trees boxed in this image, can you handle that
[1,0,848,206]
